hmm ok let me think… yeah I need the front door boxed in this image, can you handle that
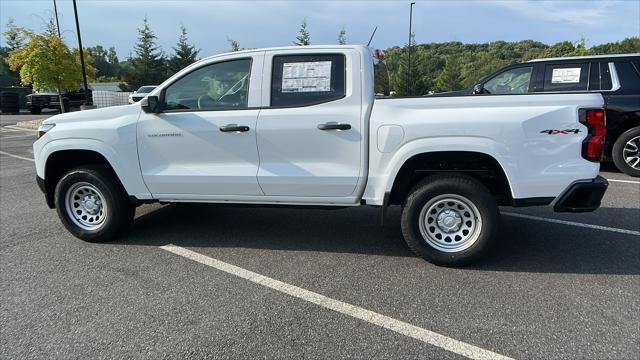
[137,54,265,198]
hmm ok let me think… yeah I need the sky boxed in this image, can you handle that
[1,0,638,59]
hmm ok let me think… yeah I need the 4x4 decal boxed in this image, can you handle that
[540,129,581,135]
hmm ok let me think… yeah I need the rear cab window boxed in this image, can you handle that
[270,54,346,107]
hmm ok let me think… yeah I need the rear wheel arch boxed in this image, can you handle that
[43,150,128,208]
[388,151,513,206]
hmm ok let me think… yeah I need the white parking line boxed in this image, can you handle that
[160,244,513,360]
[606,178,640,185]
[503,212,640,236]
[0,150,34,162]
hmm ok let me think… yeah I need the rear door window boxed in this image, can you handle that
[542,63,589,91]
[270,54,346,107]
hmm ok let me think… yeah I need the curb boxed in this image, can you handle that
[13,119,44,130]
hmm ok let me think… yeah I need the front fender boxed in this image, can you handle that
[35,138,151,199]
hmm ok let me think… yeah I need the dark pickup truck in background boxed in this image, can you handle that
[436,54,640,177]
[26,89,92,114]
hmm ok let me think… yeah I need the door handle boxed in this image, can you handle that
[317,122,351,131]
[220,124,250,132]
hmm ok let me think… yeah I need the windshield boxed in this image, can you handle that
[137,86,156,93]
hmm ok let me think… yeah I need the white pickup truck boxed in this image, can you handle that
[34,45,608,266]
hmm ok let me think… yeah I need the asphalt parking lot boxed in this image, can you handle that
[1,118,639,359]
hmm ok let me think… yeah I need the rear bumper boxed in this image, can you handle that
[553,176,608,213]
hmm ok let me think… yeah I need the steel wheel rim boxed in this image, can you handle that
[418,194,482,253]
[623,135,640,170]
[65,182,108,231]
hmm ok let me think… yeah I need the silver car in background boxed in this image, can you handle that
[128,85,158,103]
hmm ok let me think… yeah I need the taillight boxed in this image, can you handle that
[579,109,606,162]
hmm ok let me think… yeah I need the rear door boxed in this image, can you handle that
[256,49,363,198]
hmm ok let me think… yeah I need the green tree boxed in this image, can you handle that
[1,18,29,86]
[294,19,311,46]
[123,17,166,90]
[7,33,95,112]
[227,37,242,52]
[435,56,464,92]
[338,26,346,45]
[168,25,199,75]
[106,46,121,77]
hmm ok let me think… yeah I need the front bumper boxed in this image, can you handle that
[553,176,608,213]
[36,175,55,209]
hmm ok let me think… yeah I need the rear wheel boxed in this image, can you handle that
[29,106,42,115]
[401,173,499,266]
[612,127,640,177]
[54,165,134,242]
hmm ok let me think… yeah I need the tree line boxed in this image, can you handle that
[2,16,639,97]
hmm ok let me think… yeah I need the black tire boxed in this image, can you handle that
[54,165,134,242]
[612,127,640,177]
[401,173,499,267]
[62,100,70,113]
[30,106,42,115]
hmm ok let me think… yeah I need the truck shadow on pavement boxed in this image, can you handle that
[115,204,640,275]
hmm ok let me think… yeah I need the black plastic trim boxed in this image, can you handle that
[511,197,554,207]
[554,176,608,213]
[36,176,55,209]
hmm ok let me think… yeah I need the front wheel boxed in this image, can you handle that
[54,165,134,242]
[29,106,41,115]
[401,173,499,266]
[612,127,640,177]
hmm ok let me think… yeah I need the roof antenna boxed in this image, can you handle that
[366,26,378,47]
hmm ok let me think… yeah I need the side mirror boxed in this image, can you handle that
[472,84,484,95]
[141,95,162,113]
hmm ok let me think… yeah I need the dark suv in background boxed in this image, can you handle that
[26,89,92,114]
[441,54,640,176]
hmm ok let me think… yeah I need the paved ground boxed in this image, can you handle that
[0,112,56,126]
[1,124,638,359]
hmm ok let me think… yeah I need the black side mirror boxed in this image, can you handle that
[141,95,162,113]
[472,84,484,95]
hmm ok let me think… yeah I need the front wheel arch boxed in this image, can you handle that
[44,150,128,208]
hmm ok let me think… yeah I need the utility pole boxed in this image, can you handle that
[72,0,92,106]
[407,1,415,95]
[52,0,61,38]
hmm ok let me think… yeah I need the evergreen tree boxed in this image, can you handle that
[168,25,200,75]
[3,18,28,51]
[435,56,464,92]
[338,26,346,45]
[227,37,242,52]
[1,19,30,86]
[106,47,120,77]
[123,17,166,90]
[294,19,311,46]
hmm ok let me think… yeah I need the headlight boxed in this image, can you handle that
[37,123,56,138]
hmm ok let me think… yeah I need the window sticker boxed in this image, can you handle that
[551,68,581,83]
[282,61,332,92]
